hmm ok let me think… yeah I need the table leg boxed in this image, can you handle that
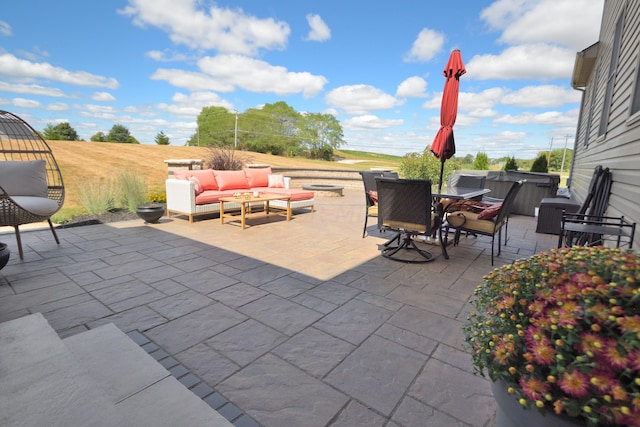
[220,201,225,224]
[240,202,246,229]
[286,199,291,221]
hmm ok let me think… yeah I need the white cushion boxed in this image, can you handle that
[268,174,285,188]
[0,160,48,197]
[11,196,59,216]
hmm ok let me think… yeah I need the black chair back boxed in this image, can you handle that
[376,177,432,235]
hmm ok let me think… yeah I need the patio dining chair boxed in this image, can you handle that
[444,180,524,265]
[0,110,65,259]
[375,177,448,262]
[358,170,397,237]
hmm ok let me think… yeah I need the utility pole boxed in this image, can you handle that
[560,134,570,177]
[548,137,553,166]
[234,111,238,149]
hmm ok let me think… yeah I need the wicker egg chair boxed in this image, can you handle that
[0,110,64,259]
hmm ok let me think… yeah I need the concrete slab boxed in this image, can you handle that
[64,323,170,403]
[0,313,125,427]
[116,376,233,427]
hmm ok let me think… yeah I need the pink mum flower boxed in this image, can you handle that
[519,376,550,401]
[558,369,590,398]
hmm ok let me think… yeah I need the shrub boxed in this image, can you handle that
[77,178,115,214]
[115,170,148,213]
[203,146,253,170]
[530,154,549,172]
[504,156,518,171]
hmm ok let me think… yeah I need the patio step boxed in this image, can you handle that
[0,313,233,427]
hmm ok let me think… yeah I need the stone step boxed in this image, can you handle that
[0,313,233,427]
[0,313,124,426]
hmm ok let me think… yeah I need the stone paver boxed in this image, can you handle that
[0,189,558,427]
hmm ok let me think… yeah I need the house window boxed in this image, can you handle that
[599,12,624,137]
[584,67,599,148]
[631,47,640,116]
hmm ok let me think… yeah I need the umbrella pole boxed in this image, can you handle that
[438,160,445,194]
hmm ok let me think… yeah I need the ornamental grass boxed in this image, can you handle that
[463,246,640,427]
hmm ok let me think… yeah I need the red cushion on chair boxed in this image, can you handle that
[368,190,378,205]
[477,202,502,220]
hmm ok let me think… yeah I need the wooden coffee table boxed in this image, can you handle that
[219,193,292,229]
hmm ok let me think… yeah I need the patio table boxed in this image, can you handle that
[219,193,291,229]
[433,186,491,200]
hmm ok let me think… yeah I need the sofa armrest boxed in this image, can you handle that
[166,179,196,214]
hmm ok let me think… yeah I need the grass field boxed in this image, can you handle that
[47,141,401,222]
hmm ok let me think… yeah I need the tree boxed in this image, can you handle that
[189,101,345,159]
[299,112,344,160]
[42,122,80,141]
[155,131,170,145]
[106,124,138,143]
[504,156,518,171]
[400,149,460,184]
[473,152,490,170]
[530,153,549,172]
[90,131,106,142]
[188,106,235,147]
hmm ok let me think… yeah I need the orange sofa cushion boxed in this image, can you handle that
[243,167,272,187]
[214,170,250,190]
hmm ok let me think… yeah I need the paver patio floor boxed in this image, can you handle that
[0,189,557,426]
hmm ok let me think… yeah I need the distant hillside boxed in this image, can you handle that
[47,141,399,219]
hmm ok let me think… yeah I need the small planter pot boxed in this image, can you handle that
[136,203,165,224]
[492,380,585,427]
[0,242,10,270]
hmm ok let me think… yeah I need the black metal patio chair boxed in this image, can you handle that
[375,177,448,263]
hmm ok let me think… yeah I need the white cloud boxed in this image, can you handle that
[146,50,190,62]
[0,21,12,37]
[423,87,506,111]
[46,103,69,111]
[119,0,290,56]
[343,115,404,130]
[151,68,235,92]
[405,28,445,62]
[0,81,68,97]
[13,98,41,108]
[196,54,327,98]
[167,91,235,116]
[396,76,428,98]
[305,14,330,42]
[466,44,575,80]
[482,0,604,50]
[0,53,119,89]
[92,92,116,102]
[495,108,578,126]
[325,84,400,115]
[501,85,580,108]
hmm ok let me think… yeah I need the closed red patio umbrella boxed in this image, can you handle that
[431,49,466,193]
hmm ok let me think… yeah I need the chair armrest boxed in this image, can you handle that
[165,179,196,213]
[560,213,636,248]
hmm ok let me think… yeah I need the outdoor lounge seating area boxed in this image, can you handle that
[0,188,559,427]
[166,166,315,223]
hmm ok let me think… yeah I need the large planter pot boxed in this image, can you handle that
[0,243,10,270]
[492,381,585,427]
[136,203,165,224]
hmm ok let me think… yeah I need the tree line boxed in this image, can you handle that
[40,122,169,145]
[188,101,344,160]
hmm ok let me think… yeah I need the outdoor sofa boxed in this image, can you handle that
[166,167,314,223]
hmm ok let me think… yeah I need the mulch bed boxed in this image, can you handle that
[56,209,141,228]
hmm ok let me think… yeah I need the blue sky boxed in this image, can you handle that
[1,0,604,158]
